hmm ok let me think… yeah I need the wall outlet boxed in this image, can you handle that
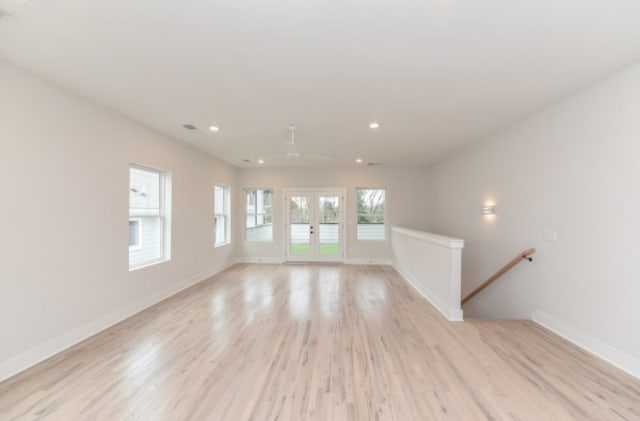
[543,229,557,241]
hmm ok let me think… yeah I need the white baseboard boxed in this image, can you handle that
[532,311,640,379]
[236,257,393,265]
[236,257,285,264]
[344,258,393,265]
[0,260,236,383]
[392,264,464,322]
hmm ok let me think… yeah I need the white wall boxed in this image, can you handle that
[429,62,640,376]
[0,61,238,380]
[391,227,464,321]
[237,166,431,263]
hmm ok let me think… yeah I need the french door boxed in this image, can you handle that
[285,189,345,262]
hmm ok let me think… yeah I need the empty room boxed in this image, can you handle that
[1,1,640,420]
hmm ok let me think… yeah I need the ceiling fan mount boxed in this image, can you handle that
[261,124,330,163]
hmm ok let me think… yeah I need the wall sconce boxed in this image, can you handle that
[482,205,495,215]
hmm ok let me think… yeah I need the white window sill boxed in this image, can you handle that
[129,257,170,272]
[215,241,231,248]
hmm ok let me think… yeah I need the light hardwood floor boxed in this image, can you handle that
[1,264,639,420]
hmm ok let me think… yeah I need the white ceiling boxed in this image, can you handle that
[2,0,640,167]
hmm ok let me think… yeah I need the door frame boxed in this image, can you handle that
[283,188,346,263]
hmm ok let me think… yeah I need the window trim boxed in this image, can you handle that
[129,164,172,271]
[214,184,231,247]
[355,187,387,241]
[244,187,274,242]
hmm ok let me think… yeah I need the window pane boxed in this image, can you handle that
[356,188,386,240]
[264,190,273,224]
[246,188,273,241]
[129,220,139,247]
[290,195,310,253]
[215,185,230,245]
[319,196,340,254]
[319,196,338,223]
[129,165,169,269]
[215,216,226,244]
[214,186,224,214]
[247,224,272,241]
[357,224,385,240]
[246,190,256,214]
[130,167,160,211]
[357,189,385,216]
[290,196,310,224]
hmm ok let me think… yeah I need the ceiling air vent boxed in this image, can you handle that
[367,162,382,166]
[182,124,198,131]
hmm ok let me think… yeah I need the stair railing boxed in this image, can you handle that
[461,248,536,305]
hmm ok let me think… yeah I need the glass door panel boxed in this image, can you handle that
[289,195,312,257]
[318,195,340,256]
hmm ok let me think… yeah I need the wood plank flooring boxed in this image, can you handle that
[1,264,639,420]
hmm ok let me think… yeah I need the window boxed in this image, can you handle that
[245,188,273,241]
[356,188,386,240]
[129,165,171,269]
[215,185,230,246]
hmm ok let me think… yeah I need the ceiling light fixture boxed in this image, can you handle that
[369,122,380,129]
[356,158,363,163]
[258,159,265,164]
[209,126,220,132]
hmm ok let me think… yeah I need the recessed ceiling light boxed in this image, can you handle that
[209,126,220,132]
[258,159,265,164]
[356,158,363,163]
[369,122,380,129]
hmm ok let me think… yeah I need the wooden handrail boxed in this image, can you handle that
[461,248,536,305]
